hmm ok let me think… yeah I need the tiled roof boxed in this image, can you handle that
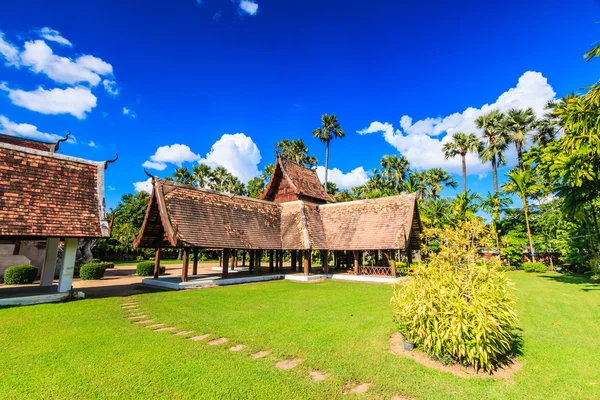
[136,179,420,251]
[0,141,110,238]
[261,156,334,204]
[0,134,58,153]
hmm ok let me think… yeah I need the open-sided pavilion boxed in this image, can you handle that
[134,155,422,285]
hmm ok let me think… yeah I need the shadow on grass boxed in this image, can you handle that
[540,273,600,291]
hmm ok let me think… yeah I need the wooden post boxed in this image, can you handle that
[230,249,237,271]
[153,247,161,279]
[249,250,255,272]
[352,250,359,275]
[192,248,198,276]
[218,251,222,267]
[254,250,261,275]
[298,251,303,272]
[303,250,310,276]
[291,250,297,272]
[321,250,329,273]
[407,249,413,265]
[278,250,283,271]
[222,248,230,279]
[269,250,274,272]
[182,248,190,282]
[242,250,246,267]
[389,250,396,277]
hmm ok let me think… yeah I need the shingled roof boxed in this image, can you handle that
[136,178,421,251]
[0,136,110,238]
[261,155,334,204]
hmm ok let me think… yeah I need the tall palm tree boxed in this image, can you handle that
[210,166,229,191]
[403,172,426,198]
[192,163,213,188]
[173,167,193,185]
[380,154,411,193]
[476,110,509,194]
[503,168,536,262]
[452,190,482,221]
[505,108,536,169]
[422,168,457,200]
[442,132,482,192]
[313,114,345,192]
[482,191,513,251]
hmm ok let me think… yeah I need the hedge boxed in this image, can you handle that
[522,261,548,273]
[80,263,106,280]
[136,261,166,276]
[4,264,38,285]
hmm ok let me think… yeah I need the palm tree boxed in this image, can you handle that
[442,132,482,192]
[476,110,509,194]
[452,190,482,221]
[422,168,457,201]
[403,172,426,198]
[505,108,536,169]
[192,163,212,188]
[210,166,229,191]
[482,191,513,251]
[380,154,411,194]
[503,168,536,262]
[173,167,193,185]
[261,164,275,183]
[313,114,345,192]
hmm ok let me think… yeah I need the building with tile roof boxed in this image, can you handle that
[135,156,422,282]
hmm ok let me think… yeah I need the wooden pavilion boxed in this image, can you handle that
[134,155,422,281]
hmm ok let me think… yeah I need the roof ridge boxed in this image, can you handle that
[317,193,417,208]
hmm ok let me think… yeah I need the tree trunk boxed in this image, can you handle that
[492,157,499,195]
[523,199,536,262]
[324,140,330,192]
[461,154,467,193]
[516,142,523,170]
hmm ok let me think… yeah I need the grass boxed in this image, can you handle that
[111,259,218,266]
[0,272,598,399]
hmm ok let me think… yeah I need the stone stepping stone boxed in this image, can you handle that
[174,330,194,336]
[128,315,147,320]
[346,383,372,394]
[207,337,229,346]
[190,334,211,341]
[121,305,138,309]
[275,358,303,370]
[134,319,154,324]
[251,350,272,359]
[229,344,246,352]
[309,371,329,381]
[144,323,164,329]
[154,327,176,332]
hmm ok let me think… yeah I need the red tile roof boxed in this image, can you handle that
[0,134,58,153]
[0,141,110,238]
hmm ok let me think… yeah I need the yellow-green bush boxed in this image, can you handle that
[392,220,518,372]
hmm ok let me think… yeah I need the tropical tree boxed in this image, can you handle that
[421,168,457,200]
[451,190,482,221]
[275,139,318,167]
[262,164,275,183]
[476,110,509,194]
[325,182,339,196]
[403,172,427,198]
[247,176,265,198]
[503,168,537,261]
[313,114,345,192]
[192,163,212,188]
[442,132,482,192]
[505,108,537,169]
[380,154,411,193]
[173,167,194,185]
[482,191,513,251]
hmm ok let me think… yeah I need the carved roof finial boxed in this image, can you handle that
[104,152,119,170]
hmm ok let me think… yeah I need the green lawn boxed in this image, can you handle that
[0,272,598,399]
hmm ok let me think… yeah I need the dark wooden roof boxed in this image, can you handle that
[0,140,110,238]
[136,178,421,251]
[261,155,334,204]
[0,134,58,153]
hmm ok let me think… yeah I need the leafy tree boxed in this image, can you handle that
[312,114,345,192]
[442,132,482,192]
[275,139,318,167]
[403,172,427,198]
[451,190,482,221]
[325,182,339,196]
[482,191,512,251]
[505,108,537,170]
[503,168,537,262]
[419,198,451,229]
[192,163,212,188]
[421,168,457,200]
[173,167,194,185]
[380,154,411,193]
[247,176,265,198]
[262,163,275,183]
[476,110,509,194]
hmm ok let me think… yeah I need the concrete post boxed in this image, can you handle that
[58,238,78,293]
[40,238,60,287]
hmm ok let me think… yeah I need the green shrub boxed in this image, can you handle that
[497,264,517,272]
[80,263,106,280]
[136,255,145,261]
[101,262,115,269]
[522,261,548,273]
[4,264,38,285]
[90,258,101,263]
[396,261,409,275]
[136,261,165,276]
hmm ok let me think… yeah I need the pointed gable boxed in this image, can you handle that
[260,155,333,204]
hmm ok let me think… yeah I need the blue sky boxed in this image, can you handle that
[1,0,599,209]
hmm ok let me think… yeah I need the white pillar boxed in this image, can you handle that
[40,238,60,287]
[58,238,78,293]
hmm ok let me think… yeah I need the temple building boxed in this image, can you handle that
[135,155,422,282]
[0,134,112,305]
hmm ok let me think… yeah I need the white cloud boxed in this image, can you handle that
[239,0,259,15]
[133,178,153,194]
[38,27,72,47]
[122,107,136,118]
[358,71,556,175]
[88,141,98,148]
[0,115,76,143]
[201,133,261,183]
[144,144,201,170]
[19,40,113,87]
[102,79,119,95]
[315,166,370,189]
[108,185,116,191]
[142,160,167,171]
[1,84,97,119]
[0,32,20,66]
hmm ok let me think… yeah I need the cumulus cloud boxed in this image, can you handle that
[1,84,97,119]
[142,160,167,171]
[102,79,119,95]
[0,32,20,66]
[122,107,136,118]
[19,40,113,87]
[315,166,369,190]
[0,115,76,143]
[239,0,259,15]
[38,27,72,47]
[201,133,261,183]
[133,178,153,194]
[143,144,201,171]
[87,141,98,148]
[358,71,556,175]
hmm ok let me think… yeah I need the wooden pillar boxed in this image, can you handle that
[258,250,262,267]
[279,250,284,271]
[352,250,359,275]
[230,249,237,271]
[407,249,413,265]
[222,248,230,279]
[192,248,198,276]
[249,250,255,272]
[181,248,190,282]
[153,247,162,279]
[218,251,222,267]
[269,250,274,272]
[242,250,246,267]
[321,250,329,273]
[291,250,297,272]
[298,251,303,273]
[389,250,396,277]
[254,250,261,275]
[303,250,311,276]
